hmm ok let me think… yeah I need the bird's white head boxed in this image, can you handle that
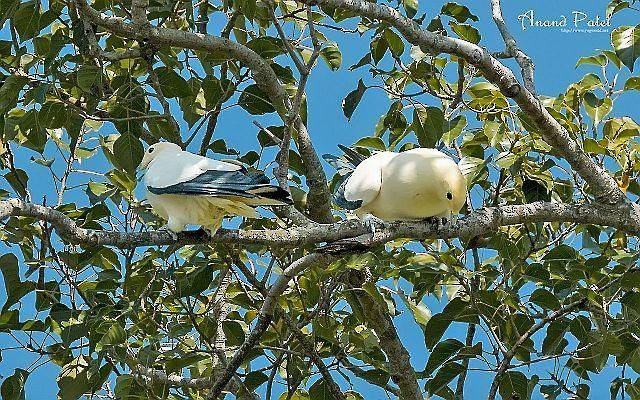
[139,142,182,170]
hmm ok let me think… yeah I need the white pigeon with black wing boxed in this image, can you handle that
[138,142,292,234]
[325,145,467,233]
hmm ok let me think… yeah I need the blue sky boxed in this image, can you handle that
[1,0,639,398]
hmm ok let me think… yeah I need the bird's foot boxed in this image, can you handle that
[362,213,387,235]
[203,226,220,237]
[159,226,179,241]
[424,216,449,231]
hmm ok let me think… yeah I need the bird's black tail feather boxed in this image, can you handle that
[322,145,368,210]
[248,185,293,205]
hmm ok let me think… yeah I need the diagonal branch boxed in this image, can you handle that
[297,0,624,204]
[345,271,422,400]
[206,253,335,398]
[489,0,536,95]
[486,298,586,400]
[233,259,347,400]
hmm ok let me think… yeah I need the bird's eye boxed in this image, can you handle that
[446,192,453,200]
[148,147,154,154]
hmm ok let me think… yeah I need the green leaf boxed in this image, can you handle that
[0,254,35,312]
[413,107,445,148]
[449,22,480,44]
[603,50,623,68]
[201,76,230,109]
[154,67,192,98]
[320,44,342,71]
[76,65,102,92]
[424,339,464,376]
[0,0,20,24]
[603,116,640,141]
[498,371,529,400]
[399,289,431,326]
[583,92,612,126]
[239,84,276,115]
[39,101,66,128]
[569,315,592,342]
[113,134,144,174]
[279,391,310,400]
[576,54,608,68]
[611,25,640,72]
[244,371,268,392]
[175,265,213,297]
[0,75,28,113]
[222,320,246,346]
[95,321,126,352]
[13,1,42,40]
[356,370,389,387]
[342,79,366,120]
[544,244,578,262]
[442,115,466,146]
[426,362,464,396]
[383,29,404,57]
[424,313,453,349]
[583,137,608,155]
[441,2,478,22]
[233,0,256,21]
[542,320,569,356]
[19,110,46,153]
[1,369,28,400]
[522,178,551,203]
[309,379,339,400]
[607,0,630,19]
[349,53,371,71]
[624,76,640,90]
[402,0,418,18]
[577,73,603,92]
[354,136,386,150]
[370,36,388,64]
[530,288,560,310]
[57,356,110,400]
[246,37,284,59]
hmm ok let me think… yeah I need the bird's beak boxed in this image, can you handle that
[138,153,152,171]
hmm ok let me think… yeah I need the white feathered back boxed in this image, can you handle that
[343,151,396,205]
[145,148,242,189]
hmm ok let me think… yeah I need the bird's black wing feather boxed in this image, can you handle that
[148,169,292,205]
[337,144,367,167]
[333,173,362,210]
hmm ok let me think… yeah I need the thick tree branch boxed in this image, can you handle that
[131,0,149,24]
[134,366,257,399]
[3,199,639,249]
[296,122,334,223]
[346,271,422,400]
[489,0,536,95]
[298,0,624,204]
